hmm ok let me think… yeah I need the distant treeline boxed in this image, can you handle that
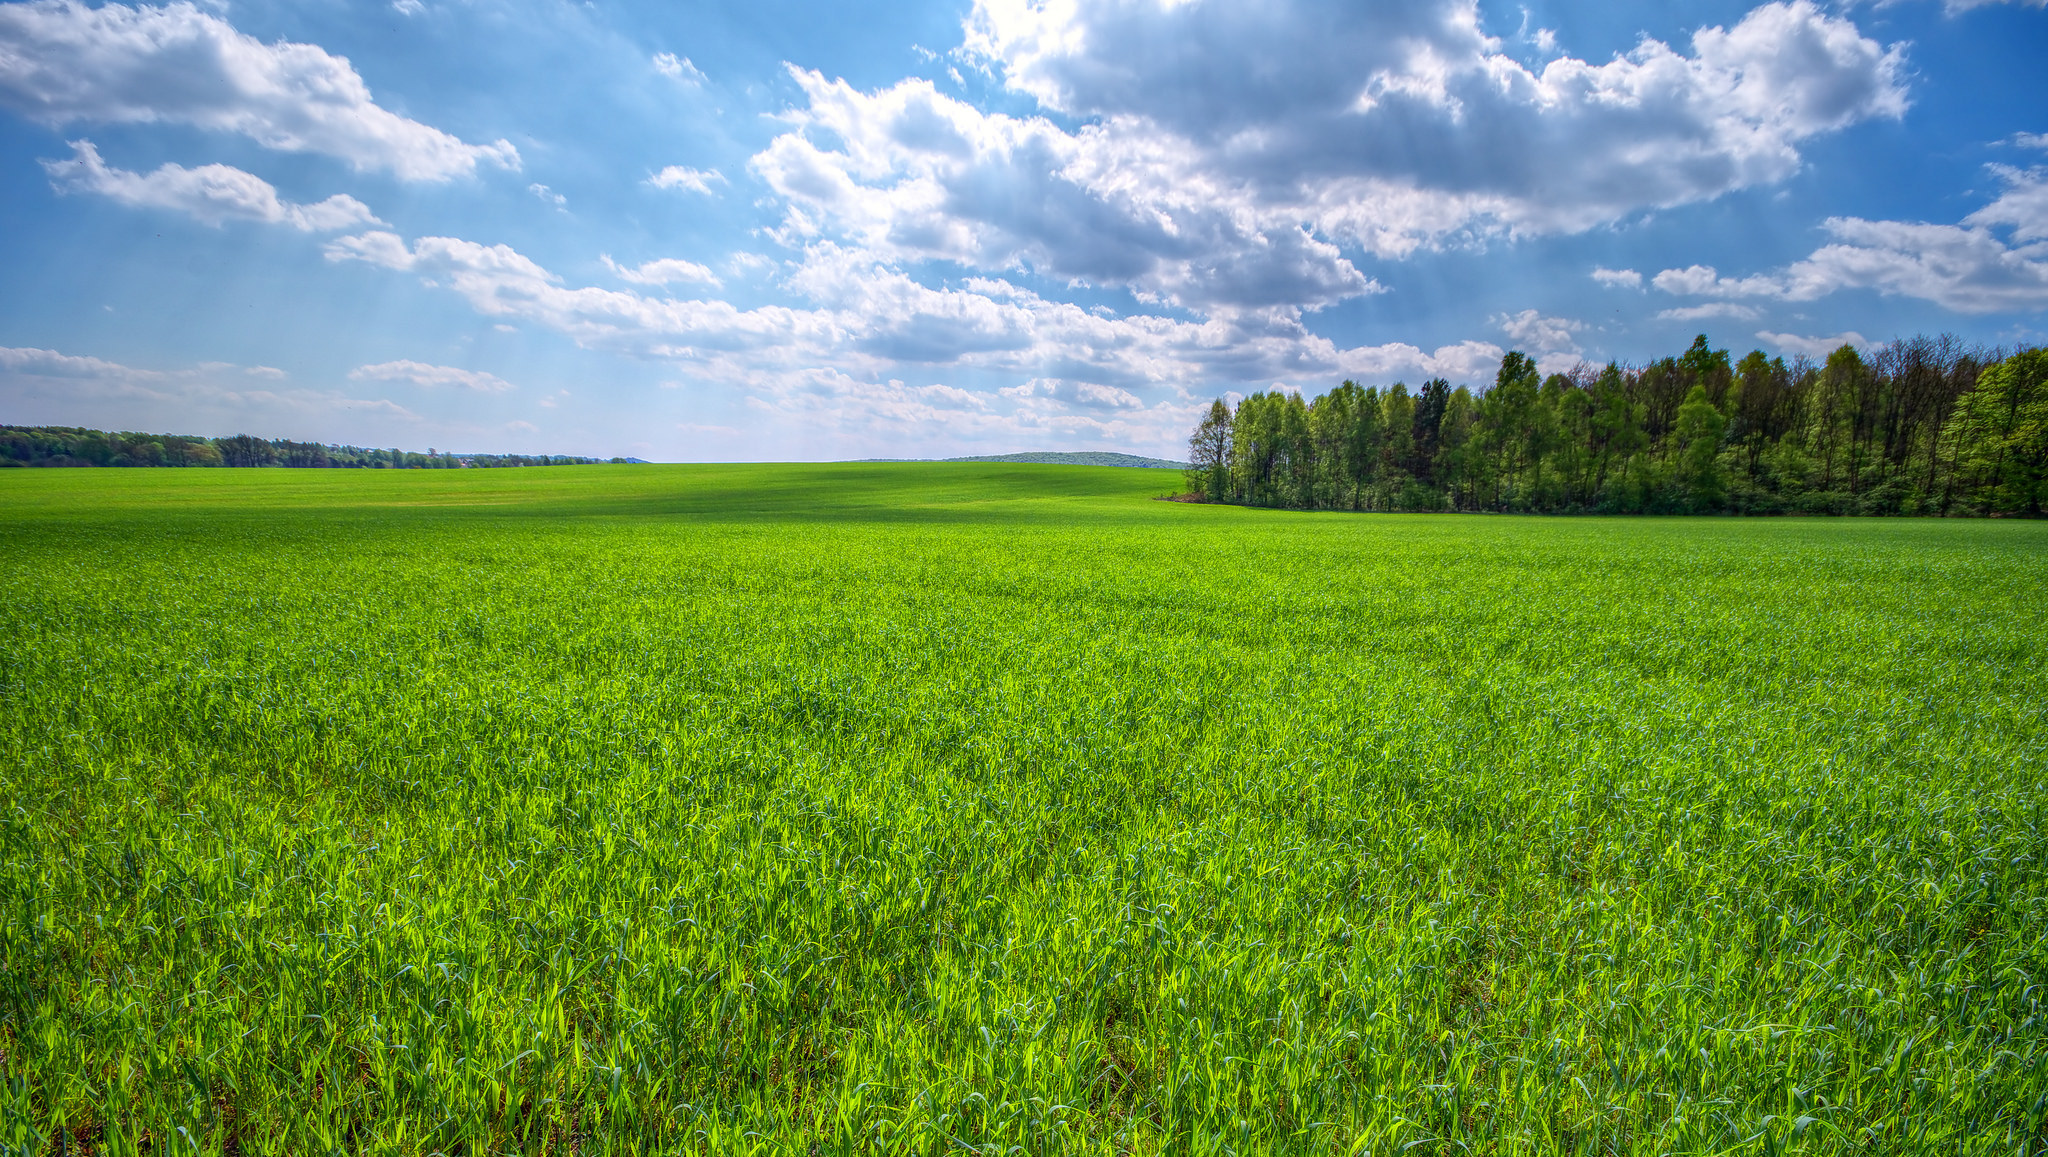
[1,426,628,469]
[1184,335,2047,516]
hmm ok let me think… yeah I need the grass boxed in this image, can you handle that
[1,463,2044,1155]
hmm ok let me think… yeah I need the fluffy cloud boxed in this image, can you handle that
[1591,267,1644,289]
[42,139,380,229]
[1650,264,1786,298]
[777,0,1898,291]
[1653,163,2048,312]
[349,360,516,393]
[603,254,722,288]
[1001,377,1143,410]
[323,228,1520,417]
[647,166,725,194]
[1495,309,1585,353]
[751,70,1376,313]
[748,2,1905,316]
[0,0,518,180]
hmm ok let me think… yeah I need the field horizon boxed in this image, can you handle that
[3,463,2045,1154]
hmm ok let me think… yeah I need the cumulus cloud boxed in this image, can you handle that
[1652,164,2048,312]
[0,0,518,180]
[1650,264,1787,298]
[349,360,516,393]
[1495,309,1585,352]
[751,70,1377,313]
[602,254,722,288]
[1492,309,1587,372]
[647,165,725,194]
[747,1,1905,316]
[1591,266,1643,289]
[41,139,381,230]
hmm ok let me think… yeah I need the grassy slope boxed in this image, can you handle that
[2,464,2045,1154]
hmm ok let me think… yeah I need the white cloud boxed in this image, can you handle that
[0,344,141,379]
[2010,131,2048,150]
[1653,164,2048,313]
[391,0,424,15]
[750,69,1378,313]
[1650,264,1787,298]
[1756,330,1872,357]
[1591,266,1643,289]
[1963,163,2048,242]
[602,254,722,288]
[647,165,725,194]
[40,139,381,230]
[529,183,566,208]
[0,344,422,430]
[746,2,1906,316]
[0,0,518,180]
[322,226,1521,449]
[350,360,517,393]
[1000,377,1143,410]
[1495,309,1585,353]
[908,0,1908,282]
[653,52,706,85]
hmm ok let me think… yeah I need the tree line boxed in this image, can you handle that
[1184,335,2047,516]
[1,426,628,470]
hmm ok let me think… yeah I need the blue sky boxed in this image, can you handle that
[1,0,2043,461]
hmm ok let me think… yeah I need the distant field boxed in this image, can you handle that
[2,464,2044,1155]
[941,451,1187,469]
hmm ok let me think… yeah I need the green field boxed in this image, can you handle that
[2,464,2045,1155]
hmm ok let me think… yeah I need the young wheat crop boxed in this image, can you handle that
[1,464,2044,1154]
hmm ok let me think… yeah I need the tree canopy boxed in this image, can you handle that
[1184,335,2045,516]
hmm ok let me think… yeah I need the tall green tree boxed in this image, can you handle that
[1185,399,1233,501]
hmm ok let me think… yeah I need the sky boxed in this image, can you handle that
[0,0,2044,461]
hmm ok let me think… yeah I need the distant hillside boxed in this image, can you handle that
[943,451,1187,470]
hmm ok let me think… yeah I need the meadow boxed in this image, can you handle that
[1,463,2044,1155]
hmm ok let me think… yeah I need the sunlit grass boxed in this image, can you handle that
[2,464,2044,1154]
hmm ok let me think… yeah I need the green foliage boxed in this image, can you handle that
[1946,349,2048,516]
[1,465,2045,1154]
[0,425,622,469]
[1190,335,2037,516]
